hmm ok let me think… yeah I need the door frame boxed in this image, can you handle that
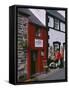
[30,50,38,77]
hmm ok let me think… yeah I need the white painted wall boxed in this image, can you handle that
[48,28,65,46]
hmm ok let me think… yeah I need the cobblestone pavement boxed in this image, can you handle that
[35,67,65,81]
[24,67,65,82]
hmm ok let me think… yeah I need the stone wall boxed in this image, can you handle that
[17,14,28,80]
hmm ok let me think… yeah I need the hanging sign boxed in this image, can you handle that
[35,39,43,47]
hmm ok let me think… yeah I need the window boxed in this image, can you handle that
[48,16,54,28]
[53,42,61,53]
[35,27,41,37]
[54,44,59,51]
[60,22,65,32]
[54,19,59,30]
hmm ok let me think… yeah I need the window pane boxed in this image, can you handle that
[60,22,65,32]
[36,27,41,37]
[48,16,54,28]
[54,19,59,30]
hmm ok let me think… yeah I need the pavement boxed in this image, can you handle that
[25,67,65,82]
[35,67,65,81]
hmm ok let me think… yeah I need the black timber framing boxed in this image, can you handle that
[46,12,65,33]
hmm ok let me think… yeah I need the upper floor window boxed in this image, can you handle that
[60,22,65,32]
[48,16,54,28]
[54,19,59,30]
[35,27,41,37]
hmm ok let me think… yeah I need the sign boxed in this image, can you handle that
[35,39,43,47]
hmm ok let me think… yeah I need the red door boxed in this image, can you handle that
[30,50,38,78]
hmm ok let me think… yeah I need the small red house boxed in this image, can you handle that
[18,8,48,80]
[27,24,48,79]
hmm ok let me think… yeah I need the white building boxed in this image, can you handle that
[46,10,65,62]
[46,10,65,49]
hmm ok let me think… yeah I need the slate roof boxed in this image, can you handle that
[18,8,45,27]
[46,10,65,22]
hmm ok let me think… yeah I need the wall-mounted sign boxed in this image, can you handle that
[35,39,43,47]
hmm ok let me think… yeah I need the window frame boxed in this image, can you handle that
[54,18,60,30]
[47,14,65,33]
[35,26,41,37]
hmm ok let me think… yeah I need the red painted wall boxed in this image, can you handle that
[27,22,48,79]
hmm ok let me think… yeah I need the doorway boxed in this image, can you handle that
[31,50,38,77]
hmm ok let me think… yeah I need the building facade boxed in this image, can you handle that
[17,8,48,81]
[29,9,65,64]
[46,10,65,62]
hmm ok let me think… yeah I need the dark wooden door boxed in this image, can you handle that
[31,50,38,77]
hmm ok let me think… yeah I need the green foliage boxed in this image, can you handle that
[18,40,27,49]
